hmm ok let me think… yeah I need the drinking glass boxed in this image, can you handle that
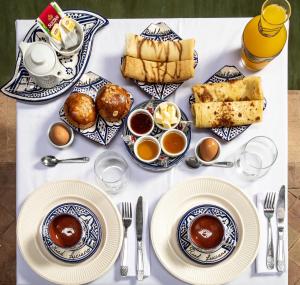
[94,151,129,194]
[236,136,278,179]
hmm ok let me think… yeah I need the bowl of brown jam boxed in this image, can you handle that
[127,109,154,137]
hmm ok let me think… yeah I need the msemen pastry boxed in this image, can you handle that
[192,100,264,128]
[192,76,264,103]
[121,56,194,83]
[96,84,131,122]
[125,34,195,62]
[64,92,97,129]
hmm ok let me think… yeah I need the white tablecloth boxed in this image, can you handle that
[16,18,288,285]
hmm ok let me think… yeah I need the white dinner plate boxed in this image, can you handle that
[17,180,123,285]
[151,177,260,285]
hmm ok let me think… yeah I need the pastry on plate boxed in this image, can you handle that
[125,34,195,62]
[192,100,264,128]
[121,56,194,83]
[64,92,96,129]
[192,76,264,103]
[96,84,131,122]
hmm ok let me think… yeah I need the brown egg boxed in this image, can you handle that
[198,138,219,162]
[49,124,70,146]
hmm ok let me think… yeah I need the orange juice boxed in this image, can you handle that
[241,0,291,71]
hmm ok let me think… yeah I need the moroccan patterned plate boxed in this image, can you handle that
[189,65,266,141]
[41,203,102,263]
[177,204,238,265]
[123,22,198,100]
[1,10,108,102]
[59,71,134,145]
[122,99,191,171]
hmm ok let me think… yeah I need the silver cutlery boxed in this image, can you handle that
[276,185,286,272]
[185,156,234,169]
[136,196,144,281]
[120,202,132,277]
[41,155,89,167]
[264,192,276,269]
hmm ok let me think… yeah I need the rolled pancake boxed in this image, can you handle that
[121,56,195,83]
[192,76,263,103]
[192,100,264,128]
[125,34,195,62]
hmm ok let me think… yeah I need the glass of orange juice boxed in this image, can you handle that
[241,0,291,71]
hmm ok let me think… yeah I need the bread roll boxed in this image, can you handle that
[125,34,195,62]
[192,76,264,103]
[96,84,131,122]
[121,56,194,83]
[64,92,96,130]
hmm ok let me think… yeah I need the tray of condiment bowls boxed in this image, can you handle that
[151,177,260,285]
[121,22,198,100]
[189,65,267,141]
[17,180,123,284]
[59,71,134,145]
[1,10,108,102]
[177,204,238,265]
[41,202,102,263]
[122,99,191,172]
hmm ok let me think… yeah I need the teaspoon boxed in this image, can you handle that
[41,155,89,167]
[185,156,234,169]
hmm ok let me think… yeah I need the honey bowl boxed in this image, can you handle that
[161,129,187,158]
[134,136,161,163]
[188,214,225,252]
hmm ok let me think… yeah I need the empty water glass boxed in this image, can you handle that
[236,136,278,179]
[94,151,129,194]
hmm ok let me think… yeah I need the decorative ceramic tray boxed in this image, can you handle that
[124,22,198,100]
[41,203,102,263]
[177,204,238,265]
[189,65,266,141]
[122,99,191,172]
[59,71,134,145]
[1,10,108,102]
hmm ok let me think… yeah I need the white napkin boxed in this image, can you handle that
[118,200,151,277]
[255,193,278,274]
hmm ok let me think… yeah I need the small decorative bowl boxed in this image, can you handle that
[153,101,181,131]
[161,129,187,158]
[194,136,221,165]
[134,136,161,163]
[47,122,74,149]
[127,109,154,137]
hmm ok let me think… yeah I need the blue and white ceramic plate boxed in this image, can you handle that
[189,65,267,141]
[177,204,238,265]
[59,71,134,145]
[122,99,191,171]
[124,22,198,100]
[41,202,102,263]
[1,10,108,102]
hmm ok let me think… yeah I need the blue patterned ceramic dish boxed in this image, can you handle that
[124,22,198,100]
[177,204,238,265]
[1,10,108,102]
[59,71,134,145]
[122,99,191,171]
[189,65,267,142]
[41,203,102,263]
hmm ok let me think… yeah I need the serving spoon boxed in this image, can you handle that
[41,155,89,167]
[185,156,234,169]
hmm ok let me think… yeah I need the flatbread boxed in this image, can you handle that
[192,76,263,103]
[121,56,195,83]
[192,100,264,128]
[125,33,195,62]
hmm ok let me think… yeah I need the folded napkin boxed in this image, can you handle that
[256,193,278,274]
[118,200,151,277]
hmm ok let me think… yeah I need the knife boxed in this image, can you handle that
[276,185,286,272]
[136,196,144,281]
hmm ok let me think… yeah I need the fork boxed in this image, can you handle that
[120,202,132,277]
[264,192,276,269]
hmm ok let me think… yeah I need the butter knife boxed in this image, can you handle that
[136,196,144,281]
[276,185,286,272]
